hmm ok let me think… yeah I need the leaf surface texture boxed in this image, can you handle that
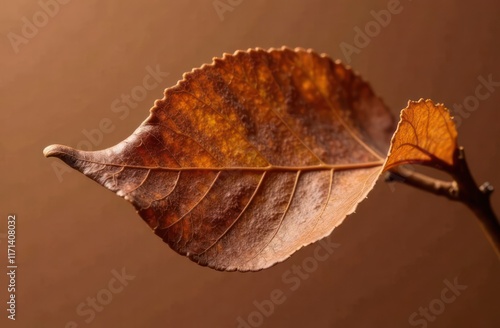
[44,48,395,271]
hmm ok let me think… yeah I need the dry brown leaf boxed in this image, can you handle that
[44,47,395,271]
[384,99,458,172]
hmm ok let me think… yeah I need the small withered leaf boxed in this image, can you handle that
[44,47,395,271]
[384,99,458,172]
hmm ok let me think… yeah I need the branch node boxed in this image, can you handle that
[479,182,495,196]
[448,181,459,198]
[457,146,466,161]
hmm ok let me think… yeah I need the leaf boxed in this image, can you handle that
[383,99,458,172]
[44,47,395,271]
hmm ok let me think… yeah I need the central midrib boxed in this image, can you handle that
[66,158,385,172]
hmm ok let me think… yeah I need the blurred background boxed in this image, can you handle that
[1,0,499,327]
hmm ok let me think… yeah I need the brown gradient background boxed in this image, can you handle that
[1,0,499,327]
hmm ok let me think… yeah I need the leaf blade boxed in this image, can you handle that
[44,47,395,271]
[383,99,458,172]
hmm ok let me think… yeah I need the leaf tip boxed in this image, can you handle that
[43,144,78,162]
[44,144,91,175]
[43,144,62,158]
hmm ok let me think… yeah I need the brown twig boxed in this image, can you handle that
[385,147,500,257]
